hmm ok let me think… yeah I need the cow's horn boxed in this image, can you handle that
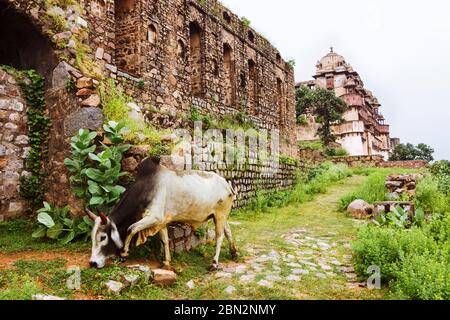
[99,211,109,225]
[85,207,97,221]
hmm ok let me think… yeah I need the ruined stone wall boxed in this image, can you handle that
[378,160,428,169]
[1,0,299,223]
[89,0,297,156]
[0,69,29,220]
[122,145,305,209]
[331,156,428,169]
[330,155,385,168]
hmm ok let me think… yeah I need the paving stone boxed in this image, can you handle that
[315,273,327,279]
[292,269,309,275]
[265,275,281,282]
[216,272,232,279]
[286,275,301,282]
[224,286,236,294]
[257,280,273,288]
[345,273,358,280]
[239,274,256,282]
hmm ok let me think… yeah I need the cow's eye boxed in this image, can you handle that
[100,235,107,242]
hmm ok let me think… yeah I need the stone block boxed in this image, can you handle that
[151,269,177,286]
[64,107,104,136]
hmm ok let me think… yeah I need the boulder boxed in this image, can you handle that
[64,107,104,136]
[81,94,101,107]
[104,280,124,295]
[347,199,374,219]
[151,269,177,286]
[52,61,77,88]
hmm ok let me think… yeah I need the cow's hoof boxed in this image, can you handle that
[231,252,239,261]
[120,251,129,258]
[208,263,219,272]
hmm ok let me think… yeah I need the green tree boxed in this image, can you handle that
[389,143,434,163]
[296,86,348,146]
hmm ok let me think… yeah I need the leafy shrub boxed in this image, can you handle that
[298,140,324,151]
[33,202,93,244]
[429,160,450,195]
[414,176,449,213]
[338,171,388,211]
[324,147,349,157]
[64,122,130,213]
[373,207,425,229]
[391,249,449,300]
[352,226,437,282]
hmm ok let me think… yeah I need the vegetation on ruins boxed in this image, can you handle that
[339,164,450,299]
[1,67,51,211]
[64,123,131,214]
[238,162,352,216]
[295,86,348,146]
[32,202,93,244]
[99,80,172,158]
[298,140,348,158]
[188,105,256,131]
[389,143,435,163]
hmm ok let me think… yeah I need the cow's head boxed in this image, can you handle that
[86,209,123,269]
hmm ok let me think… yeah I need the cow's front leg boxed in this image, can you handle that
[209,217,225,271]
[159,227,172,269]
[122,215,161,257]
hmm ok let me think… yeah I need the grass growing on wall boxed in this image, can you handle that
[235,162,353,218]
[99,80,173,157]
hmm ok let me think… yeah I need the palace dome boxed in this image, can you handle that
[316,48,348,72]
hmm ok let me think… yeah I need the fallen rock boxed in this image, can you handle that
[186,280,195,289]
[347,199,374,219]
[76,88,95,96]
[122,274,139,286]
[64,107,104,136]
[76,77,94,89]
[104,280,124,295]
[82,94,101,107]
[32,294,65,300]
[151,269,177,286]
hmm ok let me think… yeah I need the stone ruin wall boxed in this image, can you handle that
[87,0,297,155]
[0,0,300,235]
[331,155,429,169]
[0,70,30,221]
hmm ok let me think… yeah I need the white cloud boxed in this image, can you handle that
[221,0,450,160]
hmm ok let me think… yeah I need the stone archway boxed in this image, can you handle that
[0,1,57,220]
[0,1,57,79]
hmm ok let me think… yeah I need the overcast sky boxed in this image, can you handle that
[222,0,450,160]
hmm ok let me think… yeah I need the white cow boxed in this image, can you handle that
[87,157,238,270]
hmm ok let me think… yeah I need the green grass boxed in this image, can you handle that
[0,219,90,253]
[338,167,426,211]
[0,172,394,300]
